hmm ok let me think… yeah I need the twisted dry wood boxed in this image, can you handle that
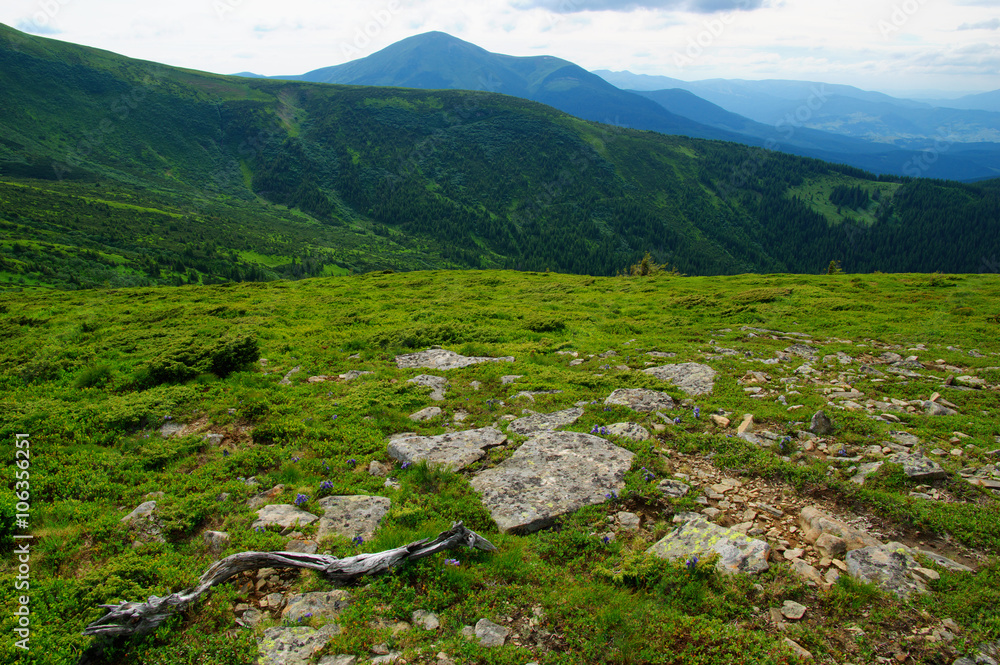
[84,521,496,638]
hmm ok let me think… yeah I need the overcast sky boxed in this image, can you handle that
[5,0,999,96]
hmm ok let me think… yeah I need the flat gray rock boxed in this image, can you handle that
[658,479,691,498]
[316,495,390,542]
[890,452,948,481]
[925,400,959,416]
[258,625,341,665]
[282,590,352,622]
[387,427,507,470]
[647,515,771,575]
[339,370,373,381]
[507,407,584,436]
[889,431,921,447]
[846,544,926,598]
[786,344,820,360]
[851,462,884,485]
[396,348,514,370]
[642,363,717,396]
[605,422,651,441]
[475,618,510,647]
[408,406,442,422]
[470,431,634,533]
[604,388,675,412]
[121,501,157,523]
[252,504,319,531]
[407,374,449,401]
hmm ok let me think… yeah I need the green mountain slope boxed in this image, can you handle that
[1,23,999,290]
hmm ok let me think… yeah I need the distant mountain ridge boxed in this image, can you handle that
[595,70,1000,148]
[241,33,1000,181]
[274,32,750,145]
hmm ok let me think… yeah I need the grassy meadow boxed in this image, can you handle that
[1,269,999,664]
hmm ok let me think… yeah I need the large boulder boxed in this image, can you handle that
[395,348,514,370]
[889,452,949,481]
[647,515,770,575]
[315,495,390,542]
[387,427,507,470]
[258,625,341,665]
[642,363,717,396]
[604,388,675,412]
[470,432,634,533]
[846,544,926,599]
[507,408,584,437]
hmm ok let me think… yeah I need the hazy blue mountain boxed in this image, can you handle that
[923,89,1000,113]
[596,70,1000,147]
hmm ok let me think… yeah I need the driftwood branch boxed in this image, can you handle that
[84,521,496,638]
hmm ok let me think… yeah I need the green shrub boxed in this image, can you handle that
[0,489,16,553]
[138,334,259,387]
[74,363,112,388]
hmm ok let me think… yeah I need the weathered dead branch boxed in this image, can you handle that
[84,521,496,638]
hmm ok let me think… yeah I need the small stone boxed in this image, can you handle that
[617,511,641,530]
[412,610,440,631]
[783,637,813,660]
[781,600,807,621]
[474,618,510,647]
[203,530,230,552]
[815,533,847,558]
[809,410,834,435]
[698,411,728,428]
[737,414,754,435]
[409,406,443,422]
[790,559,826,586]
[368,460,389,477]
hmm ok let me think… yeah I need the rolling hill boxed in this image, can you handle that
[1,22,999,292]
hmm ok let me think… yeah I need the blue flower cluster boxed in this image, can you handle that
[641,467,655,482]
[590,425,609,436]
[294,493,309,506]
[352,536,364,545]
[444,558,460,566]
[320,480,334,491]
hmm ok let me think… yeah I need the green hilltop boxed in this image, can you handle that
[1,23,1000,291]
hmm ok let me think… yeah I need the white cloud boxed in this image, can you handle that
[0,0,996,94]
[511,0,766,13]
[958,18,1000,30]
